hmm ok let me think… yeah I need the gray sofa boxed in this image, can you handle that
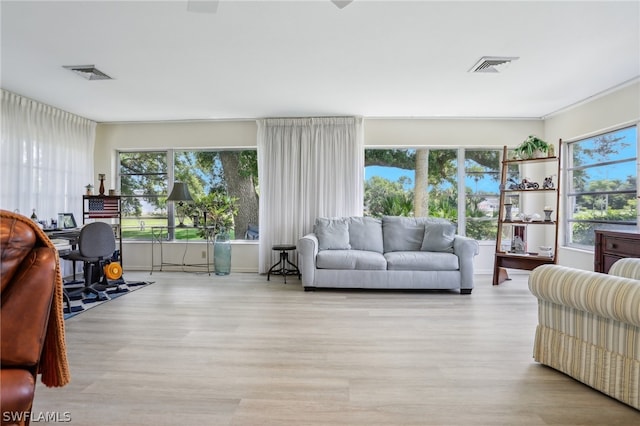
[297,216,479,293]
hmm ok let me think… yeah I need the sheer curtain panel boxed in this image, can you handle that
[257,117,363,273]
[0,90,96,222]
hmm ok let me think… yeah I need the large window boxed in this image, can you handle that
[119,151,168,238]
[119,149,258,241]
[364,148,501,240]
[566,126,638,248]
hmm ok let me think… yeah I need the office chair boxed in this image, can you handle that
[65,222,123,303]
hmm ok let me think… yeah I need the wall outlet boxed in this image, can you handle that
[201,250,206,258]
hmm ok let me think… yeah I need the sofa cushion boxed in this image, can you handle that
[385,251,459,271]
[348,217,384,253]
[315,218,351,250]
[316,250,387,270]
[421,222,456,253]
[382,216,426,252]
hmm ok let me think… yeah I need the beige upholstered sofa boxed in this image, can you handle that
[528,259,640,410]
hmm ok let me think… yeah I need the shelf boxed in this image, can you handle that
[493,142,561,286]
[501,188,556,193]
[502,155,558,164]
[495,252,555,262]
[502,220,556,225]
[83,195,122,267]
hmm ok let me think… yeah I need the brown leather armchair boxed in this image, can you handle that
[1,210,70,426]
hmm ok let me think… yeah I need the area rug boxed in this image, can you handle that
[63,278,154,320]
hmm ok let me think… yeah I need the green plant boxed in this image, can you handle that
[514,135,550,159]
[183,191,238,236]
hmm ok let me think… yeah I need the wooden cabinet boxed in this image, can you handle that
[594,230,640,273]
[493,142,562,285]
[83,195,123,267]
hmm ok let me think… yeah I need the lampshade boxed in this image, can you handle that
[166,182,193,203]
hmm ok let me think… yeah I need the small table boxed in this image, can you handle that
[150,226,215,275]
[267,244,301,283]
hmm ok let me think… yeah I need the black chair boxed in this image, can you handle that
[65,222,121,303]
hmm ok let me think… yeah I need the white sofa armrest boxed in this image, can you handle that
[297,233,319,287]
[529,264,640,327]
[453,236,479,290]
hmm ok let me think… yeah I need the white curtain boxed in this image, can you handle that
[0,89,96,223]
[257,117,364,273]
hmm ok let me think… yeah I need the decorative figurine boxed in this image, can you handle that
[520,178,539,190]
[507,178,539,190]
[98,173,106,195]
[542,175,554,189]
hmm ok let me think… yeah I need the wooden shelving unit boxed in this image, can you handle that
[492,142,562,285]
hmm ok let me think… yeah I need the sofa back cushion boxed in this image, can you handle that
[421,222,456,253]
[348,217,384,253]
[314,218,351,250]
[382,216,454,253]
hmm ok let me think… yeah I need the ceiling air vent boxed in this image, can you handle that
[469,56,519,73]
[63,65,113,80]
[331,0,354,9]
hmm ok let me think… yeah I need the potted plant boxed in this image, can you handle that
[514,135,550,159]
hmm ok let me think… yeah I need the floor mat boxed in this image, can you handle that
[63,278,154,320]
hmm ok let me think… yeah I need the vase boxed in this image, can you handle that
[214,232,231,275]
[98,174,105,195]
[504,203,513,221]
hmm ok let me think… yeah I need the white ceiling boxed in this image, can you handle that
[1,0,639,123]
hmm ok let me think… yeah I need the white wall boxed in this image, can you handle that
[95,83,638,274]
[95,120,258,272]
[96,117,543,274]
[544,81,640,271]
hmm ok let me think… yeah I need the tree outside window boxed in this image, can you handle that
[364,148,501,240]
[118,149,259,240]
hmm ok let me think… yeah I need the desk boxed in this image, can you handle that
[50,239,72,256]
[150,226,215,275]
[45,229,81,256]
[45,230,81,282]
[45,228,81,245]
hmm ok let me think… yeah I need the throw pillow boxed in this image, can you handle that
[421,222,456,252]
[348,217,384,253]
[315,218,351,250]
[382,216,425,252]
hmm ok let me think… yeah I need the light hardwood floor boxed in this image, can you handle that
[33,272,640,425]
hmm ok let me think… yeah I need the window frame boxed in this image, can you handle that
[118,148,258,242]
[563,123,639,250]
[363,146,503,241]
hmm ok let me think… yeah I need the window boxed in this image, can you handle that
[364,148,501,240]
[566,126,638,249]
[118,149,258,241]
[119,151,168,239]
[464,149,500,241]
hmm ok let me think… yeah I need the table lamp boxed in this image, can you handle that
[167,182,193,227]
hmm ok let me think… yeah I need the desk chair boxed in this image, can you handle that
[65,222,122,303]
